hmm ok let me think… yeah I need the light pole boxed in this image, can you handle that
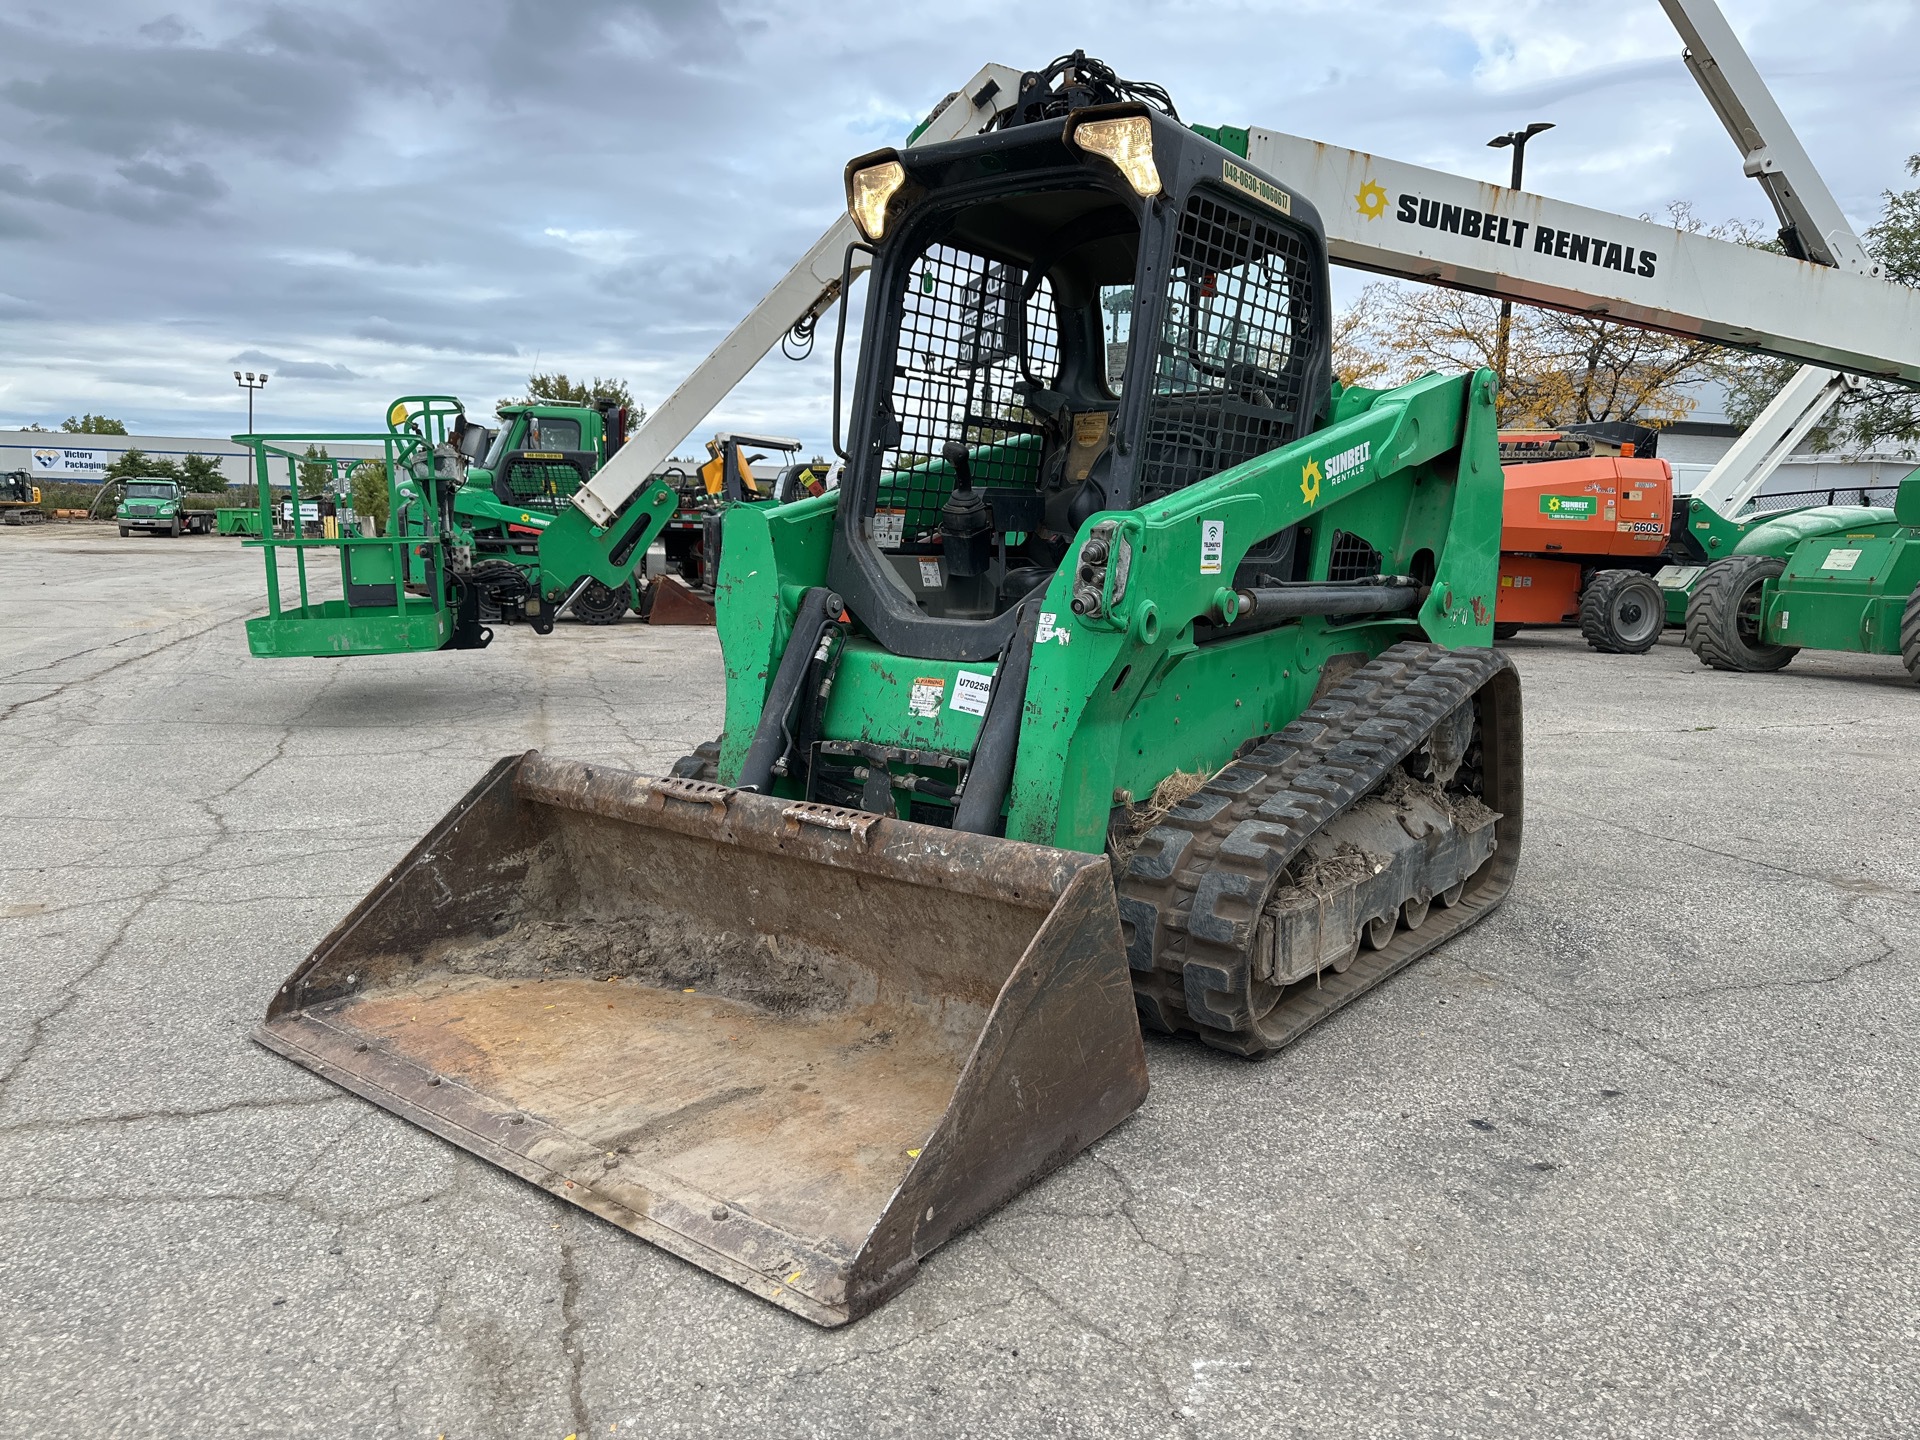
[235,370,269,432]
[1486,122,1554,403]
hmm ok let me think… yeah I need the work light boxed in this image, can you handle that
[1071,115,1161,198]
[848,159,907,241]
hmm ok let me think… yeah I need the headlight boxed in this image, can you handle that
[848,160,907,241]
[1072,115,1161,198]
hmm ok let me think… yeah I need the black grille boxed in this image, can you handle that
[501,459,583,513]
[1139,191,1317,504]
[1326,529,1382,583]
[873,243,1059,544]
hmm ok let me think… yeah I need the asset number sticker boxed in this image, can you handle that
[1200,519,1225,575]
[918,558,944,589]
[872,509,906,547]
[909,677,945,717]
[950,670,994,717]
[1821,548,1862,571]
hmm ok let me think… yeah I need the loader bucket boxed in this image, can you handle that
[256,753,1147,1326]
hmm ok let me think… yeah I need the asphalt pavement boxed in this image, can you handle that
[2,522,1915,1438]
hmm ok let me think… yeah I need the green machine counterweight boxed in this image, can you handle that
[1674,474,1920,677]
[255,57,1525,1326]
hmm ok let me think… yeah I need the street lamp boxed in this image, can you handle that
[235,370,269,432]
[1486,122,1555,396]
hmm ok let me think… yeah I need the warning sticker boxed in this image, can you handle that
[918,557,944,588]
[872,509,906,547]
[909,677,945,717]
[1821,548,1862,571]
[950,670,993,716]
[1200,519,1225,575]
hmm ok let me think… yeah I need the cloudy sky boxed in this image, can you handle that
[0,0,1914,452]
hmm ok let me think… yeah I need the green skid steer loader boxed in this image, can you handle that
[257,57,1524,1325]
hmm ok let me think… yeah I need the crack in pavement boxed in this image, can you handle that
[1533,803,1920,906]
[1445,956,1920,1166]
[0,599,257,726]
[0,1092,345,1138]
[558,1232,590,1437]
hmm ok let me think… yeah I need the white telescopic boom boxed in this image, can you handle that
[1242,129,1920,387]
[573,64,1023,525]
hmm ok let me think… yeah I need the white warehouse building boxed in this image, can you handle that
[0,430,386,485]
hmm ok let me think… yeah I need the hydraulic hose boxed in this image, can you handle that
[736,586,841,794]
[952,602,1039,835]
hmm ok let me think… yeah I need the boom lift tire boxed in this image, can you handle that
[1579,569,1664,654]
[1685,554,1798,672]
[1492,623,1520,641]
[1900,584,1920,684]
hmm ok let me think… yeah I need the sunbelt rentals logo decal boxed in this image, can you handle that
[1303,440,1371,506]
[1353,172,1659,278]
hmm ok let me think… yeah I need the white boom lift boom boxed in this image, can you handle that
[571,64,1023,526]
[578,3,1915,536]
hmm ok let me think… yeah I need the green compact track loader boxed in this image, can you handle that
[256,57,1524,1325]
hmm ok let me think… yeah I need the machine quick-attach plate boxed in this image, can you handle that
[256,753,1147,1326]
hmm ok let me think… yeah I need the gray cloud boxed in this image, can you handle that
[0,0,1913,442]
[228,348,360,381]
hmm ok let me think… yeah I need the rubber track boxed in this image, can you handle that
[1115,641,1523,1057]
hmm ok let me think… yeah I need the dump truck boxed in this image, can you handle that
[255,56,1523,1325]
[114,478,217,536]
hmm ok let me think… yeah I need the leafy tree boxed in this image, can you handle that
[496,372,645,420]
[102,448,181,481]
[297,444,333,498]
[17,422,48,432]
[178,453,228,493]
[1726,155,1920,453]
[62,413,129,434]
[348,461,391,533]
[1334,280,1734,428]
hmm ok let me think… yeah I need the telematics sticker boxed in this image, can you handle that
[872,509,906,547]
[918,558,944,588]
[1200,519,1225,575]
[1821,549,1862,571]
[909,678,945,717]
[950,670,993,716]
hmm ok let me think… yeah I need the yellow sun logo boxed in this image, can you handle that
[1355,181,1389,220]
[1301,457,1323,506]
